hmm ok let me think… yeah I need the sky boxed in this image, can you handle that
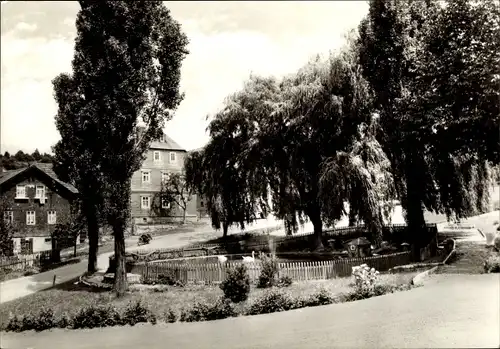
[0,1,369,155]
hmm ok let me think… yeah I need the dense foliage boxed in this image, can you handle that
[186,49,393,248]
[0,150,54,170]
[52,1,189,295]
[0,196,14,256]
[356,0,499,254]
[187,0,499,255]
[220,264,251,303]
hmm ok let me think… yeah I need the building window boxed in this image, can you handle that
[26,211,36,225]
[3,210,13,223]
[20,238,33,255]
[16,185,26,198]
[161,171,169,183]
[141,196,151,209]
[169,152,176,163]
[141,170,151,183]
[161,197,170,209]
[153,151,161,162]
[200,201,204,208]
[47,211,57,225]
[35,185,45,199]
[44,238,52,243]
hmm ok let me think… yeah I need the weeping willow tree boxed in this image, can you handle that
[357,0,499,258]
[186,40,395,249]
[184,76,276,238]
[321,116,397,242]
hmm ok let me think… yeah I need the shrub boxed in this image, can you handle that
[164,308,177,323]
[5,308,56,332]
[494,220,499,226]
[350,264,380,299]
[276,275,293,288]
[157,270,185,287]
[71,304,122,329]
[139,233,152,245]
[246,289,296,315]
[122,300,157,326]
[180,297,237,322]
[257,254,280,288]
[23,268,39,277]
[494,234,500,251]
[484,254,500,273]
[57,312,72,329]
[220,264,251,303]
[142,270,185,287]
[302,288,336,307]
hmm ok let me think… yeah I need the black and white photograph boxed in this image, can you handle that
[0,1,499,348]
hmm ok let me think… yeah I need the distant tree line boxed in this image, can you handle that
[0,150,54,170]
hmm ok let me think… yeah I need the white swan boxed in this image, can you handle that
[242,251,255,263]
[217,255,228,263]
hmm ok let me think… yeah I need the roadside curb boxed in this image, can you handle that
[411,239,456,286]
[411,265,439,286]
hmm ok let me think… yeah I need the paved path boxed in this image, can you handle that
[0,252,113,304]
[2,273,498,349]
[0,208,494,305]
[0,219,283,304]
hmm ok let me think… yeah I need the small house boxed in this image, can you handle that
[345,237,372,258]
[0,163,79,255]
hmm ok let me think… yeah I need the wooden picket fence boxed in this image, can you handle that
[117,223,437,263]
[135,251,412,284]
[0,250,53,271]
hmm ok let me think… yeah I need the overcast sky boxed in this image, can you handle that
[0,1,369,154]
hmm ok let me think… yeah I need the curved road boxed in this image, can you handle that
[2,274,499,349]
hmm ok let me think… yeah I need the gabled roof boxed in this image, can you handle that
[0,163,78,195]
[150,134,186,152]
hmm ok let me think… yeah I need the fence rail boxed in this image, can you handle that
[0,250,54,271]
[136,251,412,284]
[119,224,437,263]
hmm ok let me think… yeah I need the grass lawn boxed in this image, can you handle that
[0,271,417,329]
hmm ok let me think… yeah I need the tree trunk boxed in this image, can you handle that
[182,207,186,224]
[285,217,293,236]
[113,219,128,297]
[405,159,426,262]
[308,209,324,250]
[74,238,77,258]
[86,213,99,273]
[222,221,229,239]
[348,205,357,227]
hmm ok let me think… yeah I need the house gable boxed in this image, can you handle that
[0,164,78,201]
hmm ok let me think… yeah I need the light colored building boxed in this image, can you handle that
[130,132,199,224]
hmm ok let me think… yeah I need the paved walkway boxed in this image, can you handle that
[2,273,498,349]
[0,218,284,304]
[0,209,494,305]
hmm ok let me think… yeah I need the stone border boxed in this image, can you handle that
[411,239,456,286]
[78,274,113,290]
[411,265,439,286]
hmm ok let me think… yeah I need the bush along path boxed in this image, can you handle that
[3,258,418,333]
